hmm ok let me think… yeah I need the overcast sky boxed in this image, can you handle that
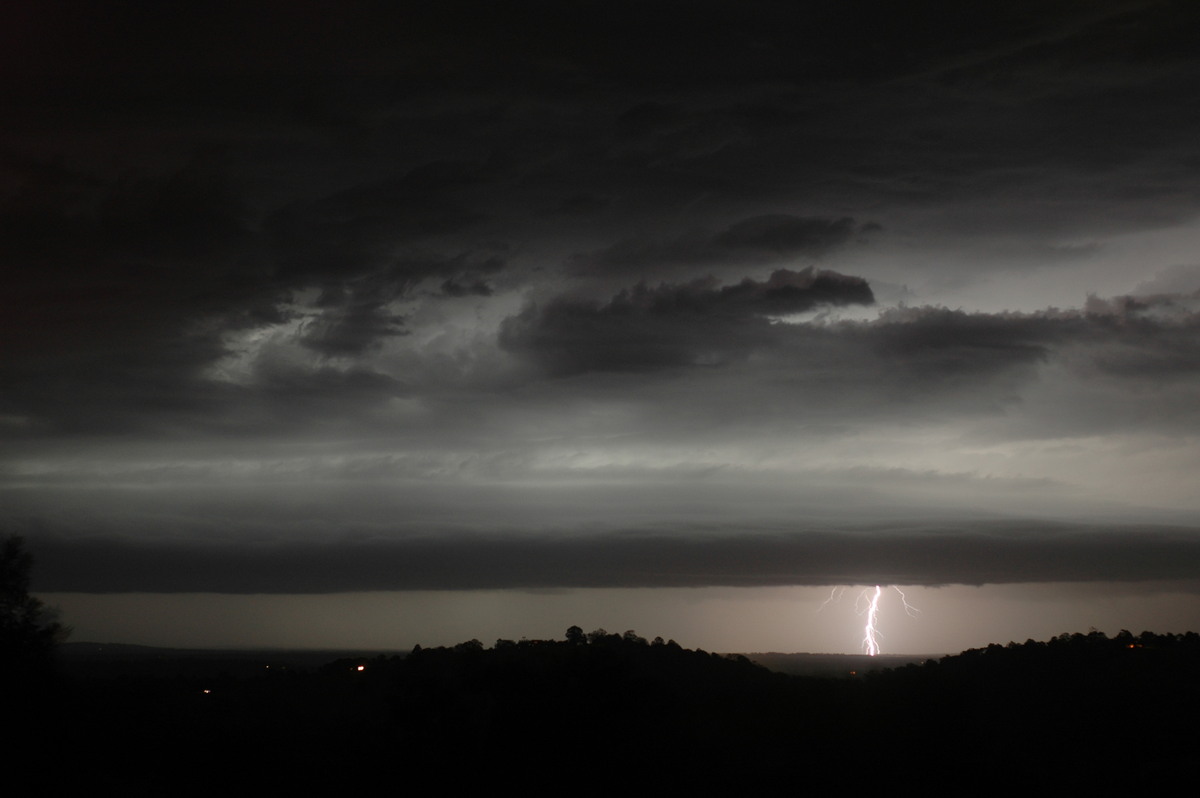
[5,1,1200,653]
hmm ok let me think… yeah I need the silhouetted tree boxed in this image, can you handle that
[1,535,68,678]
[565,625,586,645]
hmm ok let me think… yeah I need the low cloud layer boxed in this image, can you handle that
[28,521,1200,593]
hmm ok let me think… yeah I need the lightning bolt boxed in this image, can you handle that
[860,585,884,656]
[820,585,921,656]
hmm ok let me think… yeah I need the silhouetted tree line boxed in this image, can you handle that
[10,617,1199,791]
[855,629,1200,784]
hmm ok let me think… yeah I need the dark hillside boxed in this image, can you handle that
[7,629,1196,792]
[859,630,1200,783]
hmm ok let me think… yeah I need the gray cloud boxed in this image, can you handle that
[439,278,494,298]
[504,274,1200,385]
[863,306,1078,378]
[26,521,1200,593]
[488,283,1200,454]
[573,216,867,277]
[501,268,874,374]
[714,215,861,254]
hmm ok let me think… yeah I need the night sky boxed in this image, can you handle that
[5,1,1200,653]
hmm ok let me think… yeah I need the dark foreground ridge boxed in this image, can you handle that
[7,628,1198,792]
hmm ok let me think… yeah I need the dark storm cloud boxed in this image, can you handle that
[714,215,862,254]
[1078,293,1200,377]
[0,152,282,433]
[0,153,260,327]
[5,0,1200,620]
[295,249,505,353]
[27,521,1200,593]
[843,298,1200,415]
[7,1,1164,87]
[301,302,406,357]
[439,278,494,298]
[572,215,866,276]
[256,364,404,403]
[500,268,873,374]
[494,279,1200,442]
[300,277,409,357]
[0,135,504,429]
[265,163,491,282]
[507,278,1200,384]
[865,306,1078,378]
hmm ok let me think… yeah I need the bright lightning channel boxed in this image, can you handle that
[819,585,920,656]
[861,585,884,656]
